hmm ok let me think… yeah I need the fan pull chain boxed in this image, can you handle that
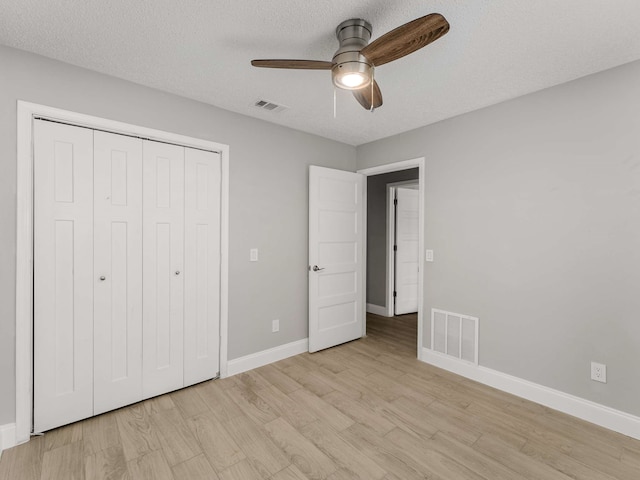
[333,87,337,119]
[370,68,375,112]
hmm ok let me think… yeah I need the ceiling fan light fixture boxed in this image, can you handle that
[331,60,372,90]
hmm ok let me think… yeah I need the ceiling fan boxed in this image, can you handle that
[251,13,449,111]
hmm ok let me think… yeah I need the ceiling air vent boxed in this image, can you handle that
[252,99,288,113]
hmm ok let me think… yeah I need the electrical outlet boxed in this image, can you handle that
[272,319,279,333]
[250,248,258,262]
[591,361,607,383]
[425,249,434,262]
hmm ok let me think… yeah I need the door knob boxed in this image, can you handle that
[99,276,106,281]
[175,270,181,275]
[312,265,325,272]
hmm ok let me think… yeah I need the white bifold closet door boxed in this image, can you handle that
[93,131,144,415]
[142,142,221,398]
[34,121,95,433]
[183,148,221,386]
[142,141,186,398]
[34,119,221,433]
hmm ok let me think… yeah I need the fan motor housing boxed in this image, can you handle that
[332,19,373,90]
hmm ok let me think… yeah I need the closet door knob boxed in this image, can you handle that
[175,270,181,276]
[99,276,106,281]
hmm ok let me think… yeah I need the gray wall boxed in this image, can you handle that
[0,45,356,425]
[366,169,419,308]
[357,60,640,417]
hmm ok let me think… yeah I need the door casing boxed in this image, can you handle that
[358,158,425,358]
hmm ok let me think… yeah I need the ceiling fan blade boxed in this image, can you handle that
[353,80,383,110]
[360,13,449,67]
[251,59,333,70]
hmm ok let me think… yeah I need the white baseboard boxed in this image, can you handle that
[421,348,640,441]
[366,303,390,317]
[226,338,308,377]
[0,423,17,455]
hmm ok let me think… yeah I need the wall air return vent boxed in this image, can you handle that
[252,99,288,113]
[431,309,479,365]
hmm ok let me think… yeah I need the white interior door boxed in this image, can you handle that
[33,120,94,432]
[394,187,419,315]
[93,131,143,414]
[142,140,185,398]
[308,166,364,352]
[184,148,221,385]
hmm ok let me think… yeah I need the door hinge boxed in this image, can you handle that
[393,245,397,252]
[394,198,398,206]
[393,291,397,297]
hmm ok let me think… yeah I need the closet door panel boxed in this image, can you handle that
[93,131,143,414]
[142,141,185,398]
[33,120,94,432]
[184,149,221,386]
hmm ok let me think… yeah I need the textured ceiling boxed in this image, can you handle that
[1,1,640,145]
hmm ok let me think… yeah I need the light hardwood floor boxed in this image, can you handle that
[2,313,640,479]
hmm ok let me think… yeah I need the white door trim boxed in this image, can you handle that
[15,101,230,445]
[357,158,425,359]
[386,181,419,317]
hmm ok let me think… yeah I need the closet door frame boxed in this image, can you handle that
[15,101,230,445]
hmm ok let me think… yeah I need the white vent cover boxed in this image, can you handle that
[252,99,288,113]
[431,309,479,365]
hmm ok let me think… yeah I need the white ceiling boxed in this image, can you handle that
[1,1,640,146]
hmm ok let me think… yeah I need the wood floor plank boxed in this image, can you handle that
[299,420,387,480]
[194,380,244,423]
[150,407,201,466]
[337,423,427,480]
[254,385,316,429]
[82,411,121,456]
[567,441,640,480]
[430,432,529,480]
[342,352,405,379]
[187,411,245,472]
[40,441,84,480]
[221,414,290,478]
[142,394,175,415]
[263,417,337,480]
[218,459,264,480]
[84,445,129,480]
[280,365,335,397]
[427,399,528,448]
[44,422,83,452]
[253,364,302,394]
[171,454,219,480]
[224,384,279,424]
[395,371,472,409]
[473,433,574,480]
[288,388,354,432]
[303,352,348,374]
[115,404,160,462]
[231,370,272,391]
[126,450,174,480]
[521,439,618,480]
[170,386,210,419]
[393,395,482,445]
[384,427,486,480]
[0,435,44,480]
[326,468,364,480]
[322,390,396,437]
[269,464,310,480]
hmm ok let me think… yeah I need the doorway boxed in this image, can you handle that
[358,158,425,359]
